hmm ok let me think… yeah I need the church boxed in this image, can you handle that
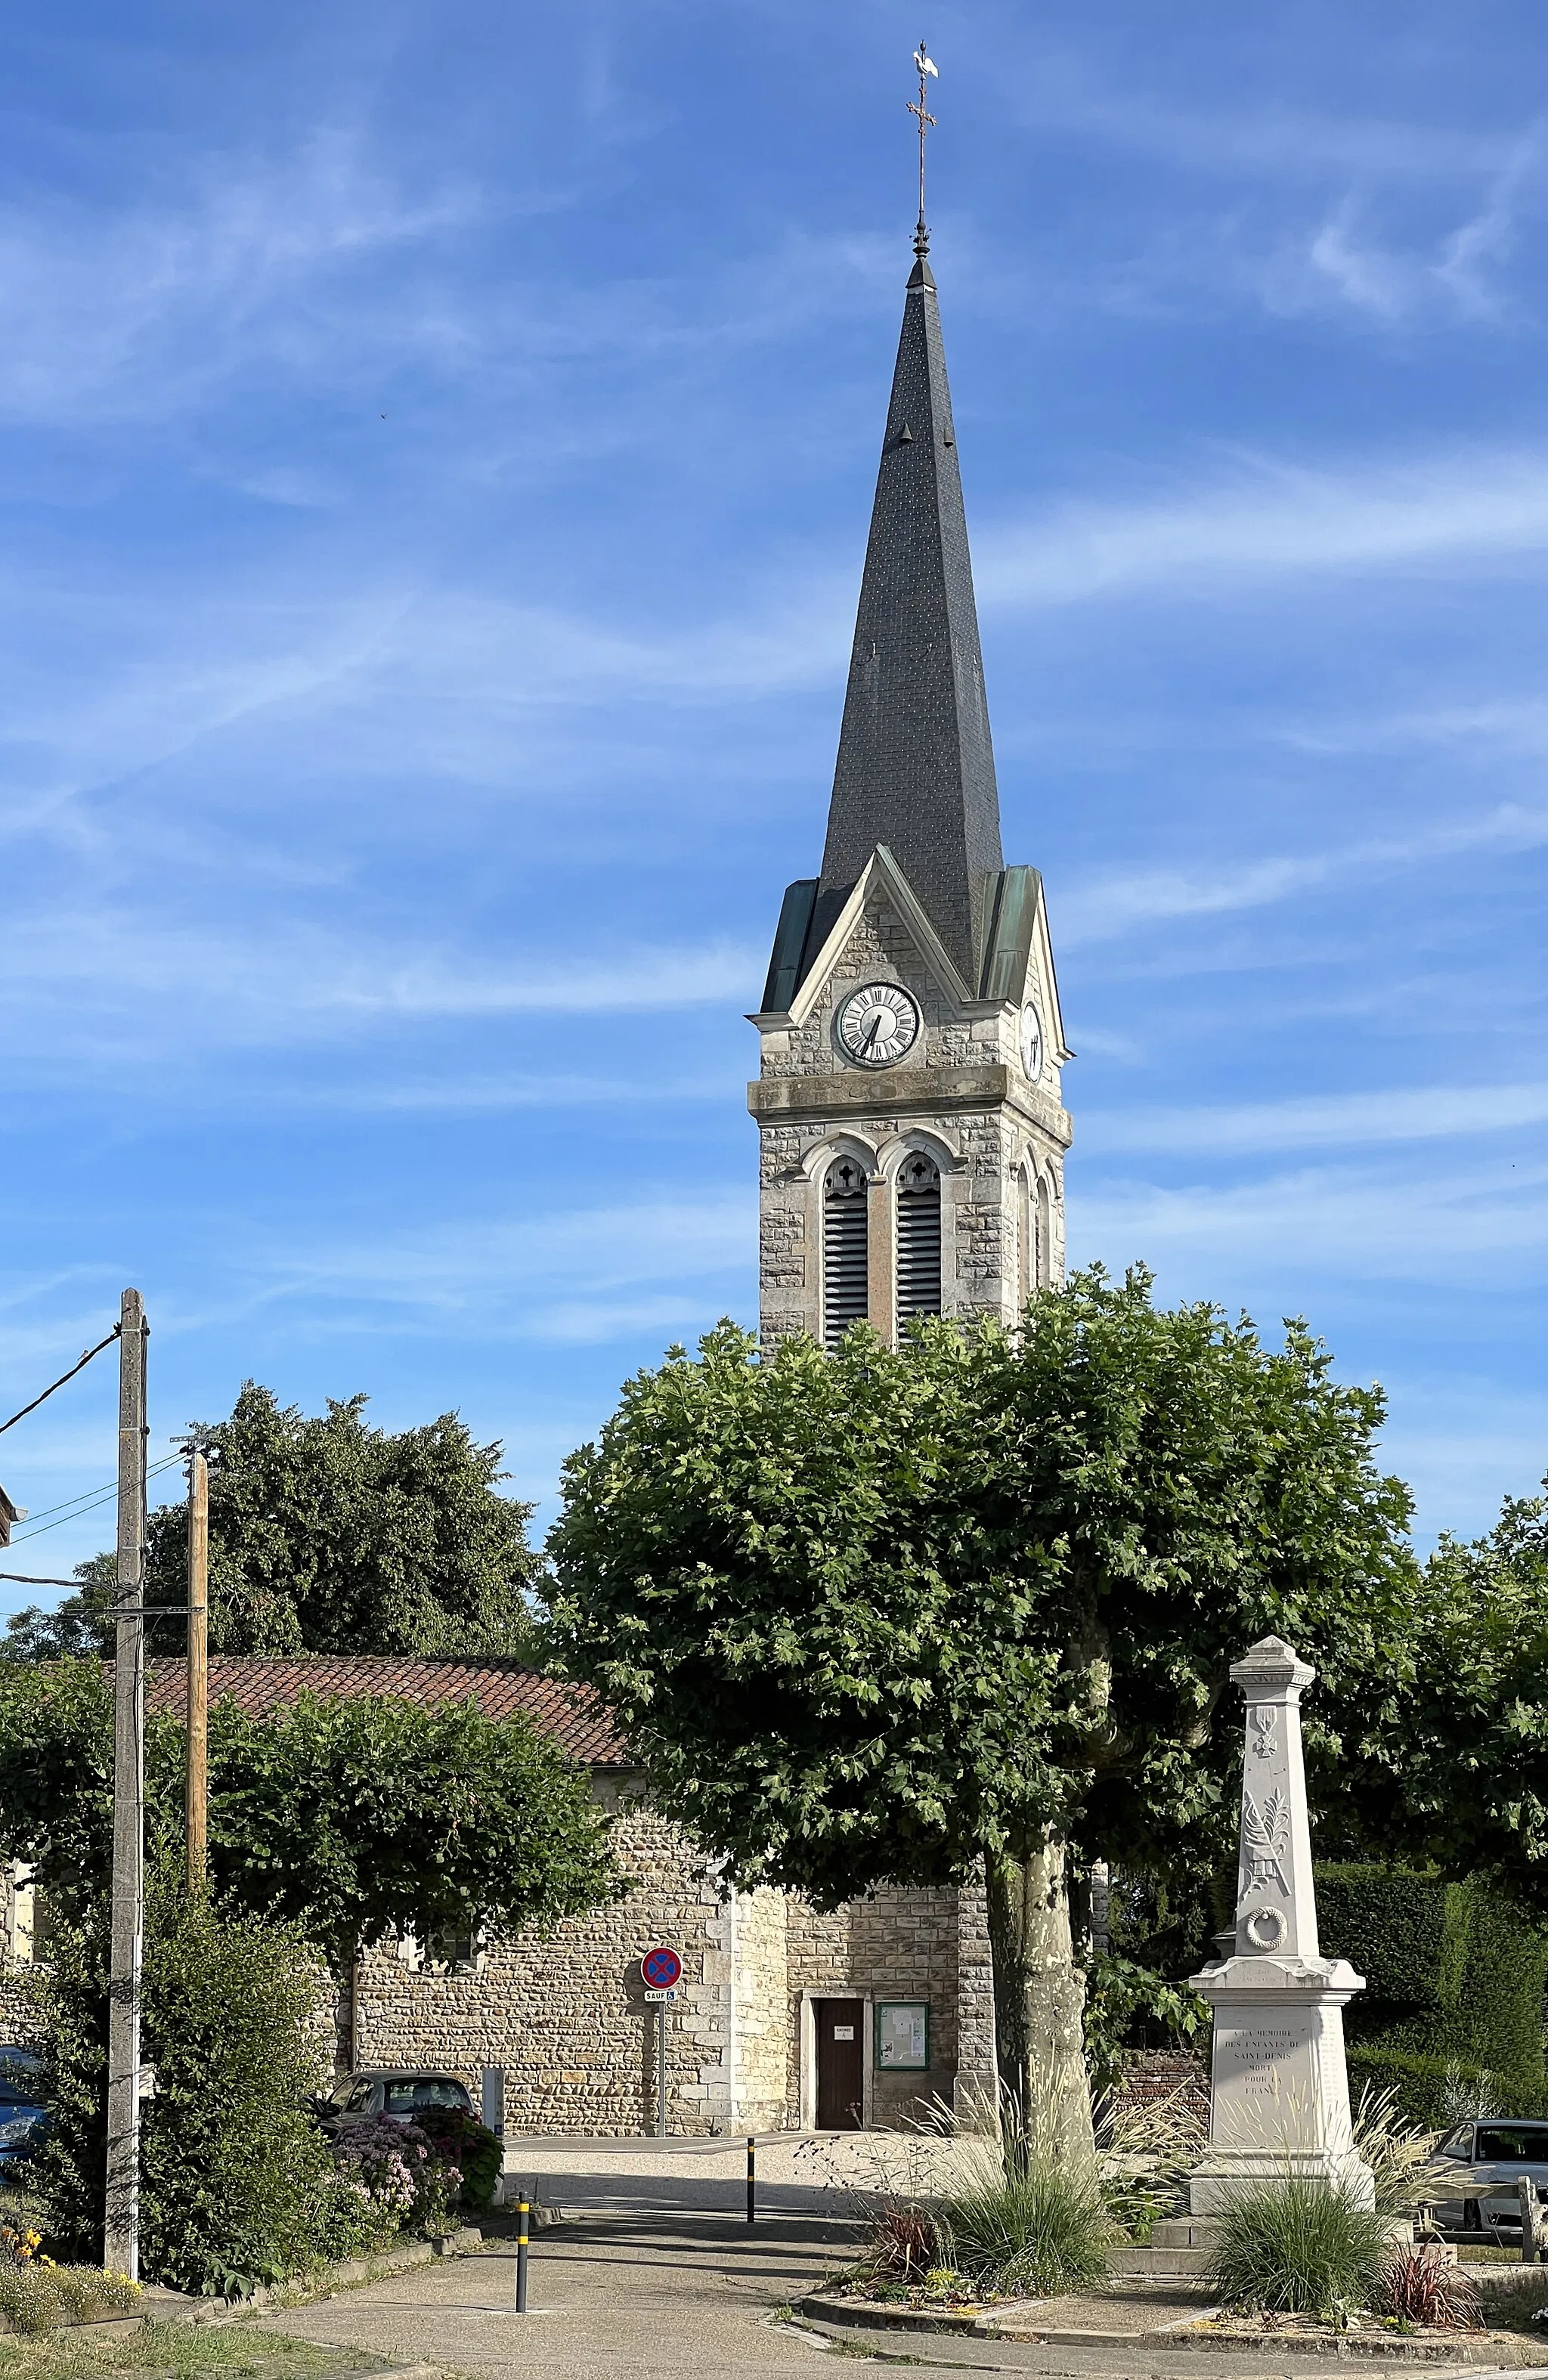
[5,214,1073,2140]
[341,211,1074,2137]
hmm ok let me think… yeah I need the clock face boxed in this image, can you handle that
[1020,1001,1045,1079]
[836,981,921,1068]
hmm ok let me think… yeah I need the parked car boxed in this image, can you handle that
[317,2069,475,2134]
[1420,2119,1548,2240]
[0,2048,46,2168]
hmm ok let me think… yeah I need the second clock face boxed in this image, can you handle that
[1020,1002,1045,1079]
[837,981,921,1067]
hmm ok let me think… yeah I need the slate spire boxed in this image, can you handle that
[812,227,1005,989]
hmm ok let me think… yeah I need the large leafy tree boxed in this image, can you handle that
[546,1267,1421,2145]
[2,1384,546,1662]
[1332,1477,1548,1912]
[0,1660,620,1973]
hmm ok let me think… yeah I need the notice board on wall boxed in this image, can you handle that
[875,2001,930,2070]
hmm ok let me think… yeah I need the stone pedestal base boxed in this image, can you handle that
[1190,2145,1376,2213]
[1187,1952,1374,2216]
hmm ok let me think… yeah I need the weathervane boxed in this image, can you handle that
[909,42,939,251]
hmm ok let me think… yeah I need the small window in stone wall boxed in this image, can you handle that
[396,1923,488,1976]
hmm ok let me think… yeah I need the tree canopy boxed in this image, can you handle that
[1332,1475,1548,1917]
[2,1384,546,1662]
[546,1268,1423,2128]
[0,1661,620,1973]
[549,1270,1420,1901]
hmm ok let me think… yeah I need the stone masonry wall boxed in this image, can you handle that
[754,887,1070,1346]
[354,1775,971,2137]
[786,1886,962,2130]
[356,1788,736,2137]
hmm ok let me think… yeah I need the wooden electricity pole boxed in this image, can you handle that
[186,1452,209,1893]
[106,1289,147,2281]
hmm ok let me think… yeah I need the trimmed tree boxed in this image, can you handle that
[546,1268,1420,2147]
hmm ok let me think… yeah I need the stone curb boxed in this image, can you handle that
[158,2227,491,2323]
[797,2290,1541,2363]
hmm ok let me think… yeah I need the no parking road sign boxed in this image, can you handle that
[642,1944,683,1996]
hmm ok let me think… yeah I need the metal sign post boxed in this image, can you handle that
[641,1947,682,2140]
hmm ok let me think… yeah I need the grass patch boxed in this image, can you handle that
[0,2319,388,2380]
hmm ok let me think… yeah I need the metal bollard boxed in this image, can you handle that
[747,2134,756,2227]
[516,2193,530,2311]
[1519,2176,1536,2267]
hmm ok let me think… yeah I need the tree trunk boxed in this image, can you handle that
[986,1833,1096,2161]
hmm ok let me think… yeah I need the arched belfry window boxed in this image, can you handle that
[896,1151,943,1323]
[822,1156,869,1347]
[1036,1175,1053,1291]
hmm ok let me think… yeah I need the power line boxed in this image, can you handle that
[9,1455,183,1544]
[0,1571,84,1589]
[0,1326,121,1438]
[10,1453,184,1534]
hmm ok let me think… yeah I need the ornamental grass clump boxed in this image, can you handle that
[1208,2177,1390,2320]
[937,2137,1113,2299]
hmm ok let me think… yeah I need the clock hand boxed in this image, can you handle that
[860,1012,884,1054]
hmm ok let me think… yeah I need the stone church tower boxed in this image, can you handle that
[750,224,1072,1347]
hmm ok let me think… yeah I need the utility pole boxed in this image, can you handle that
[106,1289,147,2281]
[186,1452,208,1893]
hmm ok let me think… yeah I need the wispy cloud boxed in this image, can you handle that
[237,1195,757,1331]
[1074,1156,1548,1287]
[977,447,1548,610]
[0,129,477,426]
[1081,1082,1548,1159]
[0,915,763,1053]
[1017,64,1517,188]
[1057,805,1548,947]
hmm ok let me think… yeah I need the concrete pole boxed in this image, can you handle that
[106,1289,147,2279]
[185,1453,208,1893]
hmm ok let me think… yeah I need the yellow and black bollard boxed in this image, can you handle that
[515,2194,530,2311]
[747,2134,756,2227]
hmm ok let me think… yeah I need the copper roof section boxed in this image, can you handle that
[142,1655,626,1766]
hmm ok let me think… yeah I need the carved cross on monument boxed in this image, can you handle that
[1188,1636,1375,2212]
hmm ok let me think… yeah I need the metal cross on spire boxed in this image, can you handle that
[908,42,938,250]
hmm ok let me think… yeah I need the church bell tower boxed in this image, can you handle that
[748,219,1072,1348]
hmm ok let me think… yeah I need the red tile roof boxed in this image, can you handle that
[143,1655,627,1766]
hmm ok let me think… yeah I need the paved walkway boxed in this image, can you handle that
[255,2142,1545,2379]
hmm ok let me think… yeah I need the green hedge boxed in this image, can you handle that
[1345,2044,1543,2129]
[1317,1865,1547,2088]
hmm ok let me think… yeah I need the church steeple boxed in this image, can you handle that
[808,230,1004,992]
[748,200,1071,1355]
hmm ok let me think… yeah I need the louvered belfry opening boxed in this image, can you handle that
[822,1156,870,1346]
[896,1151,943,1322]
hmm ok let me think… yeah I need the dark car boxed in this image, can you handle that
[0,2048,46,2167]
[317,2069,475,2134]
[1420,2119,1548,2241]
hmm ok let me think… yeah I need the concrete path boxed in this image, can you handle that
[254,2140,1538,2380]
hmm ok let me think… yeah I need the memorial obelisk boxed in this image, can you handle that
[1189,1636,1375,2212]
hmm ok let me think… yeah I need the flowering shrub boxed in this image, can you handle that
[411,2108,502,2212]
[330,2118,463,2238]
[0,2237,140,2338]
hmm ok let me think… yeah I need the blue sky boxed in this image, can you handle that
[3,0,1546,1599]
